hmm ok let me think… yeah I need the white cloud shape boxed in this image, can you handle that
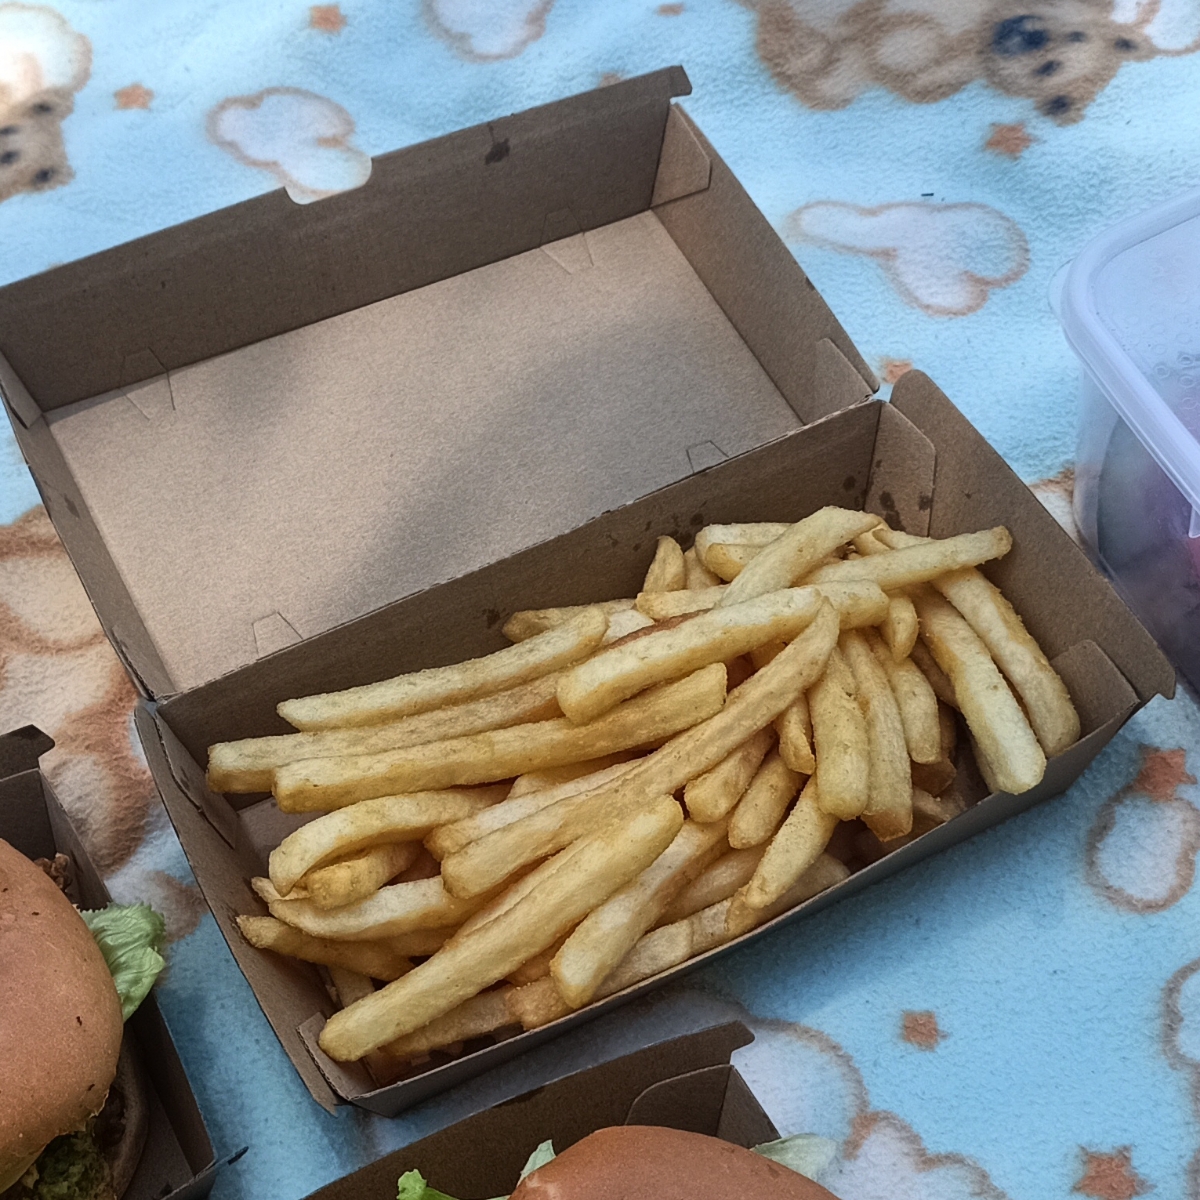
[1089,794,1200,910]
[426,0,555,61]
[208,87,371,204]
[0,2,90,109]
[1114,0,1200,51]
[786,201,1028,317]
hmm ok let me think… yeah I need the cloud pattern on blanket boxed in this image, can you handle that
[208,87,371,203]
[785,200,1029,317]
[425,0,556,60]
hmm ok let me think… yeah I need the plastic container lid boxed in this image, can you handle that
[1057,188,1200,533]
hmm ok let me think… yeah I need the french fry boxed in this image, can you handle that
[643,536,687,593]
[389,926,456,957]
[775,692,815,775]
[318,798,683,1060]
[719,508,880,606]
[236,916,413,981]
[728,750,803,849]
[636,586,727,620]
[933,568,1080,756]
[656,846,764,926]
[912,589,1046,794]
[328,966,376,1007]
[603,608,657,643]
[444,605,839,897]
[275,665,727,811]
[725,853,849,937]
[394,846,442,883]
[882,595,919,662]
[507,754,635,799]
[683,547,721,589]
[302,842,420,910]
[693,523,792,566]
[738,775,837,910]
[841,629,912,841]
[550,819,727,1007]
[426,761,640,860]
[703,543,762,581]
[911,637,958,708]
[809,647,869,819]
[910,786,966,834]
[507,936,568,985]
[851,528,890,557]
[501,599,634,643]
[749,640,786,671]
[279,608,609,731]
[865,629,940,765]
[377,988,517,1060]
[507,976,574,1031]
[207,677,562,794]
[683,727,774,824]
[264,876,486,941]
[269,787,506,894]
[910,702,958,796]
[557,588,823,724]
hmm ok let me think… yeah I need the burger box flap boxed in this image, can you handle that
[300,1021,776,1200]
[0,69,1174,1114]
[0,725,221,1200]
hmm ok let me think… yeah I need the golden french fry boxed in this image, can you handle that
[749,640,786,670]
[851,528,890,557]
[864,629,940,765]
[501,599,635,643]
[719,508,880,606]
[775,692,815,775]
[933,568,1080,756]
[842,629,913,841]
[602,608,657,644]
[683,727,774,824]
[913,589,1045,794]
[558,588,823,724]
[377,988,516,1060]
[279,608,609,731]
[236,915,413,981]
[809,527,1012,592]
[809,647,869,819]
[910,703,958,796]
[507,754,635,799]
[656,846,764,926]
[643,536,687,594]
[265,876,486,941]
[275,664,727,811]
[318,798,683,1060]
[328,966,376,1008]
[882,595,919,662]
[728,749,803,849]
[302,843,419,910]
[636,586,727,620]
[389,926,455,957]
[507,977,573,1031]
[911,638,958,708]
[693,523,792,566]
[426,760,640,861]
[725,853,849,937]
[910,786,966,834]
[703,543,763,581]
[683,546,721,589]
[442,606,838,898]
[550,819,726,1007]
[269,787,505,894]
[598,921,694,999]
[208,678,561,793]
[507,936,569,985]
[739,775,837,909]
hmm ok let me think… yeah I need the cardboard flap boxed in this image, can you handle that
[651,105,711,206]
[865,399,936,534]
[624,1063,733,1133]
[0,350,40,428]
[1051,639,1137,736]
[0,724,54,776]
[890,369,1174,703]
[299,1015,377,1110]
[716,1068,781,1147]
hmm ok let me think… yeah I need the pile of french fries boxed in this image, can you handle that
[211,507,1080,1083]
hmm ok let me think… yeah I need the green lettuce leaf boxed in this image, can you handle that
[80,903,166,1021]
[753,1133,839,1181]
[395,1169,460,1200]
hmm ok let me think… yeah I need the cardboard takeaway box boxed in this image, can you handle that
[0,726,220,1200]
[303,1021,772,1200]
[0,67,1173,1114]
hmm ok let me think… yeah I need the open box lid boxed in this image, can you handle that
[0,66,876,700]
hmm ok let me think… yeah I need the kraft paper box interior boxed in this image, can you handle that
[302,1021,771,1200]
[0,726,220,1200]
[0,67,1174,1114]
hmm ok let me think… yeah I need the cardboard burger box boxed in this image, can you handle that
[0,67,1173,1114]
[0,726,220,1200]
[302,1021,772,1200]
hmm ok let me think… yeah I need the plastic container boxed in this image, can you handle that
[1057,188,1200,695]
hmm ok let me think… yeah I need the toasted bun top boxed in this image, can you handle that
[0,839,123,1189]
[510,1125,840,1200]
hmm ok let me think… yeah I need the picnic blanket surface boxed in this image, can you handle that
[3,1,1200,1197]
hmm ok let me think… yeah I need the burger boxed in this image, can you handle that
[0,839,166,1200]
[397,1124,842,1200]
